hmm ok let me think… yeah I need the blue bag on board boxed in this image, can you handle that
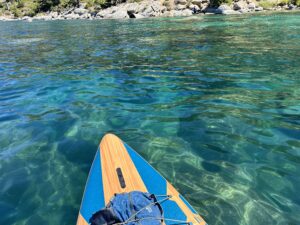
[89,191,163,225]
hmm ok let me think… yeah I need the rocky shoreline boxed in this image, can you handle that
[0,0,299,21]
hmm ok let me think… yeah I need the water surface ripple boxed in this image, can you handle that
[0,12,300,225]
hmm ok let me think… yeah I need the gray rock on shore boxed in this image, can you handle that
[192,0,203,6]
[95,0,169,19]
[232,0,262,12]
[255,6,263,11]
[288,4,297,10]
[74,8,89,15]
[189,4,201,11]
[175,0,188,5]
[216,4,241,14]
[22,16,33,22]
[248,2,256,10]
[234,1,248,10]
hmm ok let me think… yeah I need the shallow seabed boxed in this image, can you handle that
[0,12,300,225]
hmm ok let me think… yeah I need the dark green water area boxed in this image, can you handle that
[0,12,299,225]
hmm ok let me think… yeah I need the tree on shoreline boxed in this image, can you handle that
[38,0,80,11]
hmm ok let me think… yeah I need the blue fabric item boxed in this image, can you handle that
[109,191,163,225]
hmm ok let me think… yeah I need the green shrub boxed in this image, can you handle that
[24,8,37,16]
[294,0,300,6]
[17,0,25,8]
[84,0,106,8]
[258,0,276,8]
[11,5,21,17]
[59,0,79,8]
[94,0,106,4]
[83,0,123,8]
[38,0,60,11]
[277,0,290,5]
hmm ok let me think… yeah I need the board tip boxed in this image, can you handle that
[102,133,119,140]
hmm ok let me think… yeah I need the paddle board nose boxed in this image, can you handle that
[77,133,207,225]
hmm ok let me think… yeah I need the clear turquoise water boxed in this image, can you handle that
[0,12,300,225]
